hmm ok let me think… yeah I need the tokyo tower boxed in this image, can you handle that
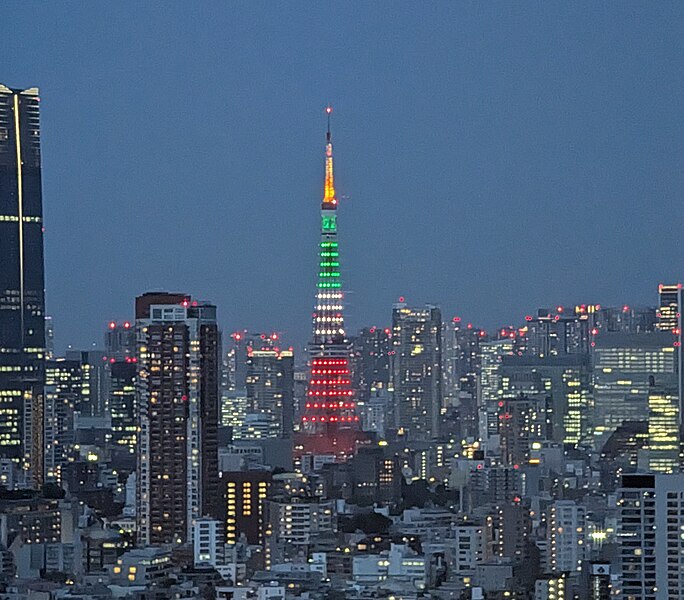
[294,107,364,460]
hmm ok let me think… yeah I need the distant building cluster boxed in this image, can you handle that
[1,86,683,599]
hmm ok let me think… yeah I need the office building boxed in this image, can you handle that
[501,355,591,444]
[136,292,220,546]
[0,84,46,487]
[352,326,392,402]
[220,470,271,546]
[592,332,677,444]
[617,473,684,599]
[525,307,590,358]
[442,318,485,403]
[109,359,137,453]
[479,337,515,438]
[391,302,442,440]
[65,350,107,417]
[105,321,136,361]
[44,358,80,483]
[245,339,294,438]
[498,394,549,466]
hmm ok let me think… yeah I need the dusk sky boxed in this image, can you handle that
[2,3,683,353]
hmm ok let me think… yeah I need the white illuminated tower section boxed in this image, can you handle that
[295,108,362,460]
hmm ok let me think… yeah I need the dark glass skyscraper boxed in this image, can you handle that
[0,84,46,486]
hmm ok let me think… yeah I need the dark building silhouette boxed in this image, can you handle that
[0,84,46,487]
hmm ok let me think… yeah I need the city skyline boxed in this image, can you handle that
[2,3,683,353]
[1,5,684,597]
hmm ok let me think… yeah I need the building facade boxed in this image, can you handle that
[391,302,443,441]
[136,292,220,546]
[0,84,46,487]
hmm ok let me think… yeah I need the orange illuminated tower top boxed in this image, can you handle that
[322,105,337,208]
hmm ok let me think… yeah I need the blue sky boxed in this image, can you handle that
[2,3,683,351]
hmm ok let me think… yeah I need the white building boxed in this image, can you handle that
[546,500,585,573]
[193,518,224,567]
[352,543,427,590]
[450,524,489,572]
[618,473,684,599]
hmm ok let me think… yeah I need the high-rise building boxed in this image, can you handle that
[593,305,656,335]
[105,321,136,361]
[617,473,684,599]
[656,284,683,333]
[391,302,443,441]
[245,337,294,439]
[592,332,677,445]
[44,358,81,483]
[0,84,46,487]
[498,395,549,467]
[65,350,107,417]
[135,292,220,546]
[656,283,683,463]
[442,318,486,403]
[501,355,591,445]
[479,338,516,438]
[109,359,137,454]
[525,307,590,358]
[351,326,392,402]
[646,378,680,473]
[295,108,362,460]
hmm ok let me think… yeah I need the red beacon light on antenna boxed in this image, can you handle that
[108,321,116,330]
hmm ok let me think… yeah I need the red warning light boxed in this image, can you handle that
[556,306,563,313]
[399,296,405,303]
[109,321,116,329]
[453,316,461,323]
[123,321,131,329]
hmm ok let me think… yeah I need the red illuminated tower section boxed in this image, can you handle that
[295,107,362,460]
